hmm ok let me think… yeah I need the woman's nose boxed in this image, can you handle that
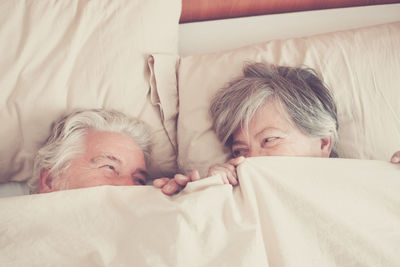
[248,147,269,157]
[248,150,258,157]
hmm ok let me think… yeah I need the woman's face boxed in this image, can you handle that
[231,99,332,158]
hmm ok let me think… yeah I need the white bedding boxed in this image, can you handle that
[1,157,399,267]
[1,4,399,198]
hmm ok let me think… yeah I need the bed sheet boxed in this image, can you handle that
[1,157,399,267]
[2,4,399,198]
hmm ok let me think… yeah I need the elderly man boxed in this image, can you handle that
[29,108,152,193]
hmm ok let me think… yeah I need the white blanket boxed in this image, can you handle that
[0,157,399,267]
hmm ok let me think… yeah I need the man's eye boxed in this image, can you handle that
[101,165,116,171]
[134,177,146,185]
[264,137,278,143]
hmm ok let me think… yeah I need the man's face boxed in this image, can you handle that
[39,130,148,193]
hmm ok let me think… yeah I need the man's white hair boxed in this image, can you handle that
[28,108,152,193]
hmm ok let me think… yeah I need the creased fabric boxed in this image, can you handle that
[0,157,399,267]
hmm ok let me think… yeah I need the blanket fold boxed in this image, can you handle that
[0,157,399,267]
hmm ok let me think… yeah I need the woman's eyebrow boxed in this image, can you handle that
[232,140,247,146]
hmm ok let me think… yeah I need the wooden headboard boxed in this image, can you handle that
[180,0,400,23]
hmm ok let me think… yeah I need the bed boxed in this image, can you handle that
[1,0,400,266]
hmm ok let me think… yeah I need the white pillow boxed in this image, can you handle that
[0,0,182,184]
[177,22,400,176]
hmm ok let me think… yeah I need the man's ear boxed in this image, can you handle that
[38,169,54,193]
[320,136,333,158]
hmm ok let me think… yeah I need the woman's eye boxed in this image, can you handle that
[262,137,280,148]
[232,149,245,158]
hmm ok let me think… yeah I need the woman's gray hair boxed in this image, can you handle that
[210,62,339,156]
[28,108,152,193]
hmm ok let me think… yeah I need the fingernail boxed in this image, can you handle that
[232,177,238,185]
[164,184,173,192]
[392,156,400,163]
[193,170,200,180]
[153,180,162,187]
[176,175,186,182]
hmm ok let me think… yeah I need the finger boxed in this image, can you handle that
[209,165,234,177]
[210,166,237,185]
[391,151,400,164]
[225,169,238,186]
[174,174,190,186]
[189,170,200,181]
[208,165,225,176]
[162,179,182,195]
[210,168,229,184]
[228,156,245,166]
[207,164,223,177]
[153,178,170,188]
[209,163,237,178]
[220,174,229,184]
[220,163,238,179]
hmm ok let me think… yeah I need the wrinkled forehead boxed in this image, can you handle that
[84,130,146,167]
[232,97,293,140]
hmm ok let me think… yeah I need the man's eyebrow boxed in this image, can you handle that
[91,154,121,164]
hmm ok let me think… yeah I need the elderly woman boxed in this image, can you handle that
[155,62,400,194]
[206,62,338,185]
